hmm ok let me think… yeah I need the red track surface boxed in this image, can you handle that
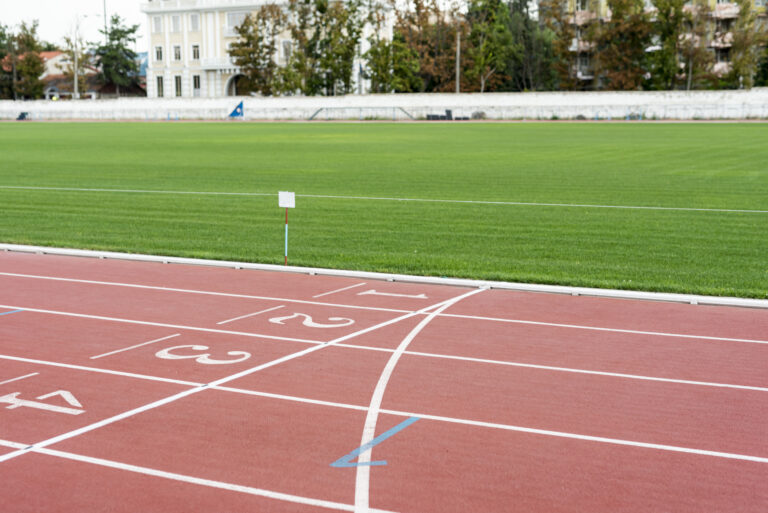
[0,251,766,512]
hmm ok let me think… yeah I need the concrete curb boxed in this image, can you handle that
[1,243,766,309]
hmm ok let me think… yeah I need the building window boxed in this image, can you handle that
[579,53,590,69]
[577,0,588,9]
[192,44,200,60]
[174,45,182,61]
[175,76,182,97]
[281,40,292,61]
[171,15,181,33]
[227,12,247,33]
[157,76,164,97]
[152,16,162,33]
[193,75,201,97]
[190,14,200,31]
[155,46,163,61]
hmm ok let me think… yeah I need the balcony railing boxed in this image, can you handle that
[142,0,264,13]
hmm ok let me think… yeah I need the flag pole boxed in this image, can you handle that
[285,207,288,266]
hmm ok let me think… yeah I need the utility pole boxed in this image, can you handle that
[103,0,108,45]
[455,26,461,93]
[74,19,80,99]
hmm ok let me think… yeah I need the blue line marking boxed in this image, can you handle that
[0,309,23,317]
[330,416,420,468]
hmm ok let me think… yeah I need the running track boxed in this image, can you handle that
[0,250,766,512]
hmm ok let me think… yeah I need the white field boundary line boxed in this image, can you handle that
[24,446,395,513]
[1,186,766,214]
[0,295,459,466]
[0,270,410,315]
[2,244,767,309]
[355,288,486,513]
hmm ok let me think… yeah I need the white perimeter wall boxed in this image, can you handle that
[2,89,768,121]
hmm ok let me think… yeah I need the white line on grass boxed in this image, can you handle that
[90,333,181,360]
[0,372,39,386]
[1,186,765,214]
[217,305,285,325]
[313,282,367,298]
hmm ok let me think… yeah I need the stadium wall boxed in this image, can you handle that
[2,89,768,121]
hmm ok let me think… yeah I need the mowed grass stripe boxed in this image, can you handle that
[0,122,766,298]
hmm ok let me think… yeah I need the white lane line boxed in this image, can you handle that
[377,410,768,464]
[0,272,410,314]
[25,446,395,513]
[217,306,285,325]
[313,283,367,299]
[0,372,39,386]
[2,186,765,214]
[0,297,457,466]
[0,304,323,345]
[0,439,27,450]
[441,313,768,345]
[90,334,181,360]
[0,354,203,387]
[354,287,486,513]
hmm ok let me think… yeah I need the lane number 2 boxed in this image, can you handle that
[268,312,354,328]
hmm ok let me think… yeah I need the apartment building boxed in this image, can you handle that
[568,0,766,85]
[141,0,389,98]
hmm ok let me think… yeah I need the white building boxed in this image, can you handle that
[141,0,390,98]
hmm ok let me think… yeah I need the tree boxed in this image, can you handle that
[279,0,324,95]
[364,4,421,93]
[466,0,516,92]
[317,0,365,95]
[504,0,557,91]
[0,24,12,99]
[726,0,767,89]
[590,0,652,90]
[647,0,687,90]
[229,5,287,96]
[5,22,45,100]
[538,0,578,90]
[60,34,92,97]
[680,0,713,90]
[93,14,140,96]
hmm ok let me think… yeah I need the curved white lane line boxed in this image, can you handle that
[354,287,487,513]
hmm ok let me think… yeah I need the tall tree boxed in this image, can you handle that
[538,0,578,90]
[590,0,652,90]
[648,0,686,90]
[727,0,767,89]
[9,22,45,99]
[317,0,364,95]
[504,0,556,91]
[60,34,92,96]
[364,4,421,93]
[0,24,12,99]
[466,0,516,92]
[229,5,287,96]
[680,0,713,90]
[93,14,140,96]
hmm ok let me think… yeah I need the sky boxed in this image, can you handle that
[2,1,147,52]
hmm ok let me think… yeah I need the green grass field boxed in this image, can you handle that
[0,121,766,298]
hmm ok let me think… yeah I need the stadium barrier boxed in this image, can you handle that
[2,89,768,121]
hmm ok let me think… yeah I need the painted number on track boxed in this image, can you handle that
[155,345,251,365]
[0,390,85,415]
[268,312,355,328]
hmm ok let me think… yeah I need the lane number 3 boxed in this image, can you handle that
[155,345,251,365]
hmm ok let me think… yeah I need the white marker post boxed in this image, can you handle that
[278,191,295,266]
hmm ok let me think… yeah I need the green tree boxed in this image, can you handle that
[9,22,45,99]
[680,0,713,90]
[279,0,324,95]
[591,0,652,90]
[539,0,578,90]
[364,4,421,93]
[93,14,140,96]
[60,34,92,96]
[317,0,364,95]
[0,24,12,99]
[467,0,516,92]
[647,0,686,90]
[229,5,287,96]
[504,0,556,91]
[726,0,767,88]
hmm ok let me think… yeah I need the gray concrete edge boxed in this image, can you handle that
[1,243,766,309]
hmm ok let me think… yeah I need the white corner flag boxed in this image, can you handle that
[279,192,295,265]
